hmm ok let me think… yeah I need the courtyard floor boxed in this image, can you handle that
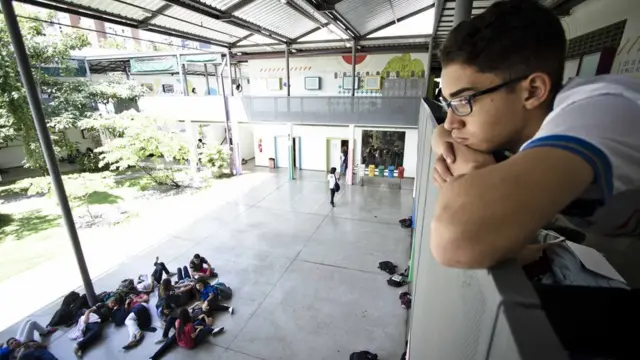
[0,167,413,360]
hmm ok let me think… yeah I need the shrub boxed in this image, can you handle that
[199,145,230,178]
[77,151,109,173]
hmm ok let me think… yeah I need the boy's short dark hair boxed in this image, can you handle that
[193,253,201,260]
[440,0,566,98]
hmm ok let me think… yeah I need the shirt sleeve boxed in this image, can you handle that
[520,94,640,199]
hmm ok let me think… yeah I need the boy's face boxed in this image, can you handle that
[196,283,204,291]
[440,63,530,152]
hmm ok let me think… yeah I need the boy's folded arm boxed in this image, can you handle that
[431,146,593,269]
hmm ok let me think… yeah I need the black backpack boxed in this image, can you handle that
[334,182,341,192]
[350,351,378,360]
[214,282,233,300]
[387,274,407,288]
[378,261,397,275]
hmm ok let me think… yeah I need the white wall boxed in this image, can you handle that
[247,52,430,96]
[0,129,94,169]
[252,123,289,167]
[562,0,640,77]
[354,127,418,178]
[292,125,350,171]
[238,124,255,160]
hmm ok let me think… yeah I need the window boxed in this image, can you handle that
[162,84,174,93]
[361,130,406,168]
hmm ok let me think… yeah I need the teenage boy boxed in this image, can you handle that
[430,1,640,358]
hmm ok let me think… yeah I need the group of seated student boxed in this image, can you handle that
[0,320,58,360]
[0,253,231,359]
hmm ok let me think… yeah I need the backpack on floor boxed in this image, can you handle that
[61,291,80,308]
[378,261,397,275]
[350,351,378,360]
[387,274,407,288]
[118,278,135,292]
[213,282,233,300]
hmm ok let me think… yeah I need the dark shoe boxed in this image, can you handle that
[73,345,83,359]
[43,327,58,336]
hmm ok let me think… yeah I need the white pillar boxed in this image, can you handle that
[185,120,198,175]
[347,124,355,185]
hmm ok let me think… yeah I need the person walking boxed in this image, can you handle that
[328,167,338,208]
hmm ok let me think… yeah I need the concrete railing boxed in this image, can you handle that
[406,100,568,360]
[137,95,420,127]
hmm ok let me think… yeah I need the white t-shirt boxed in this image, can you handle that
[520,75,640,233]
[328,174,336,189]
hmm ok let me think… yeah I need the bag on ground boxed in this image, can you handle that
[350,351,378,360]
[213,282,233,300]
[387,274,407,288]
[378,261,397,275]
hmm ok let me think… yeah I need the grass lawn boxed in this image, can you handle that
[0,169,216,282]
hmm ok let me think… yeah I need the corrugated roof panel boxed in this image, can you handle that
[336,0,431,35]
[196,0,244,11]
[297,25,347,42]
[59,0,166,21]
[290,0,327,24]
[238,34,278,45]
[367,8,434,38]
[150,6,250,43]
[234,0,317,39]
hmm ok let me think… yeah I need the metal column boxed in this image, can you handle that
[454,0,472,25]
[204,63,211,95]
[226,50,234,96]
[213,65,220,95]
[84,59,92,80]
[220,55,235,175]
[0,0,97,305]
[182,63,189,96]
[285,44,291,97]
[351,41,357,96]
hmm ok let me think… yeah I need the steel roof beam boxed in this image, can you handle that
[162,0,290,44]
[15,0,230,48]
[301,0,355,39]
[361,4,435,38]
[140,3,173,23]
[231,34,253,46]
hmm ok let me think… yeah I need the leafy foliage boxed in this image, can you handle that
[82,111,189,187]
[77,150,109,173]
[0,11,149,173]
[200,145,230,178]
[0,8,91,172]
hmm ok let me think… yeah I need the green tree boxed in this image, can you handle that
[0,8,90,173]
[81,111,189,187]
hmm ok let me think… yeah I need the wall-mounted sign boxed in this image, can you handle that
[304,77,321,90]
[364,76,382,90]
[342,76,360,90]
[182,53,223,65]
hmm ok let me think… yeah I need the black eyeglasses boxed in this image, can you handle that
[439,76,529,117]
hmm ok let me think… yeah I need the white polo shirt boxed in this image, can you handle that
[520,75,640,234]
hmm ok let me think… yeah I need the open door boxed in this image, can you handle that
[295,137,302,169]
[274,136,289,168]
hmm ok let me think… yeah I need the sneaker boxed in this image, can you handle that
[73,346,83,359]
[211,327,225,336]
[123,331,144,350]
[227,306,234,315]
[154,337,167,344]
[43,328,58,336]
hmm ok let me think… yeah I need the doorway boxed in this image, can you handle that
[292,137,297,168]
[326,138,348,172]
[275,136,289,168]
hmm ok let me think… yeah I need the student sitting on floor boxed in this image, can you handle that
[156,278,198,321]
[107,295,154,350]
[1,320,57,360]
[70,306,104,359]
[189,254,216,279]
[150,308,224,360]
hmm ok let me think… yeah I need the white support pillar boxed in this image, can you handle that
[288,122,294,180]
[185,120,198,175]
[347,124,355,185]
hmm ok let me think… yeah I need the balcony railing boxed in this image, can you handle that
[407,100,568,360]
[137,95,421,127]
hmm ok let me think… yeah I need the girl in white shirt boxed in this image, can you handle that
[328,167,337,207]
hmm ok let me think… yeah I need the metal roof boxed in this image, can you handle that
[17,0,436,57]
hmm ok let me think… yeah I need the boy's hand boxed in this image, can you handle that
[433,141,495,186]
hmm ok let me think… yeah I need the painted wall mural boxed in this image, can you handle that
[615,35,640,77]
[335,53,426,95]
